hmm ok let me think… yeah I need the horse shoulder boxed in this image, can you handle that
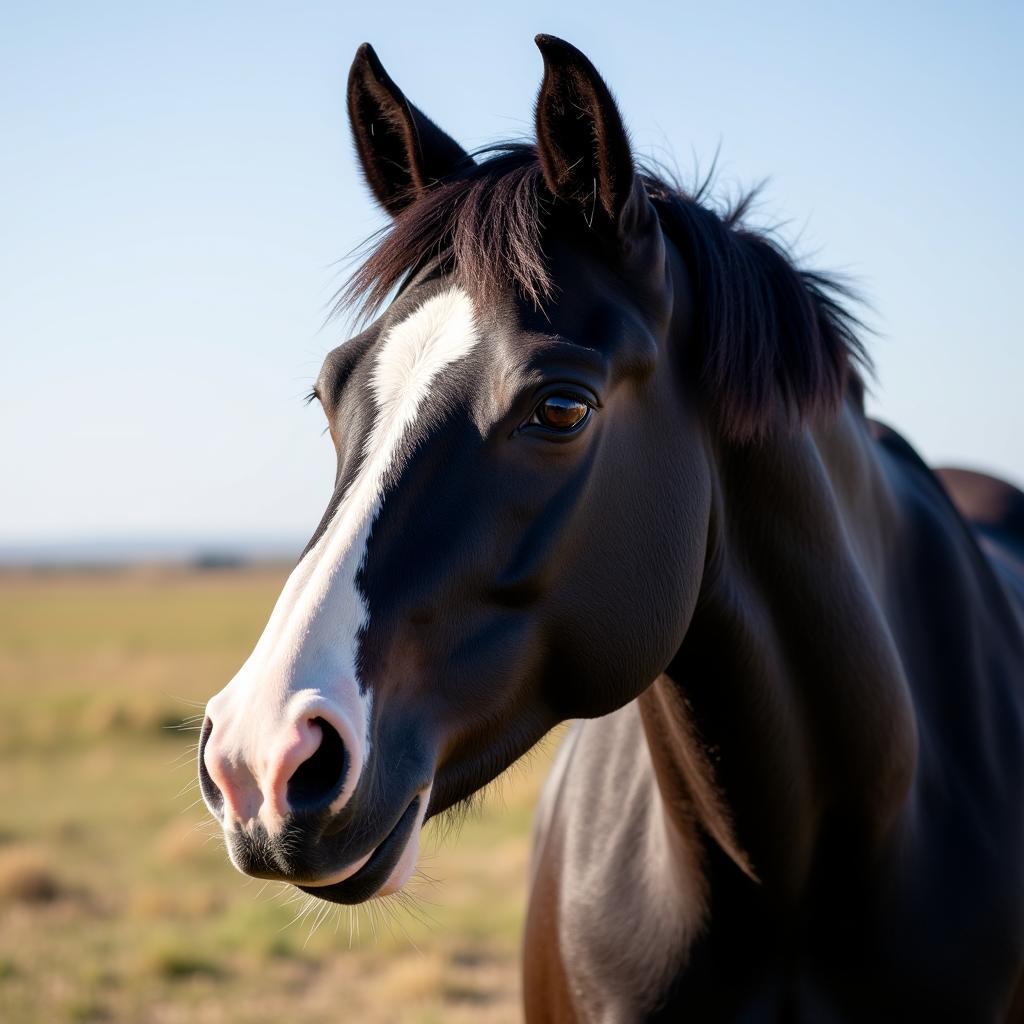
[524,704,706,1022]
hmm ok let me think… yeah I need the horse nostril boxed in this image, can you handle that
[198,717,224,815]
[286,717,349,812]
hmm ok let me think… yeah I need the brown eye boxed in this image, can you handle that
[532,394,591,432]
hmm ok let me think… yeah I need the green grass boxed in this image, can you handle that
[0,567,557,1023]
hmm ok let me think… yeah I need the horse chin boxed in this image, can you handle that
[297,787,431,905]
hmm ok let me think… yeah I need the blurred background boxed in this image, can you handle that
[1,2,1020,1021]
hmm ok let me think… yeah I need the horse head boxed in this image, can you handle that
[198,36,855,905]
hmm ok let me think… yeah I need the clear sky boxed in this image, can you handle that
[2,2,1021,545]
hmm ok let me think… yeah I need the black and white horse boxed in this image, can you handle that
[199,36,1024,1021]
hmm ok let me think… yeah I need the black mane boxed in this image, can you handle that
[342,143,868,441]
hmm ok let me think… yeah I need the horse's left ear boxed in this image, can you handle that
[347,43,473,217]
[534,35,652,238]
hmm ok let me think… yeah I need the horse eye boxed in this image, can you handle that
[532,394,591,432]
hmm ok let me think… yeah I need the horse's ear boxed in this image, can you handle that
[533,35,648,236]
[347,43,473,217]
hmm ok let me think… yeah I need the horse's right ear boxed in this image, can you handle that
[347,43,473,217]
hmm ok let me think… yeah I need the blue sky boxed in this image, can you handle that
[2,2,1021,544]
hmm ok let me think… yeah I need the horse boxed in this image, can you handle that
[197,35,1024,1021]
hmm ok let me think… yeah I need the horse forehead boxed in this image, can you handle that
[369,285,481,413]
[300,286,482,557]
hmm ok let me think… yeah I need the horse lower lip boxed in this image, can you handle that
[299,796,421,904]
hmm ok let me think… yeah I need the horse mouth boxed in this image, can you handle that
[297,795,422,905]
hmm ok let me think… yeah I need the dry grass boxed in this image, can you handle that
[0,566,558,1023]
[0,848,63,904]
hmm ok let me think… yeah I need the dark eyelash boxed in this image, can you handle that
[306,387,332,438]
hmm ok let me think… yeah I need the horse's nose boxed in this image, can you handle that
[277,716,350,813]
[200,714,350,825]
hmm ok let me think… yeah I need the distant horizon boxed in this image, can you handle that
[6,439,1024,563]
[0,533,306,567]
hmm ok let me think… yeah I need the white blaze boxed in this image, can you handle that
[205,287,480,890]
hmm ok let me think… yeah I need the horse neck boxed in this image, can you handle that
[642,399,920,903]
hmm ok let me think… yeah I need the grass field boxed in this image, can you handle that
[0,567,559,1023]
